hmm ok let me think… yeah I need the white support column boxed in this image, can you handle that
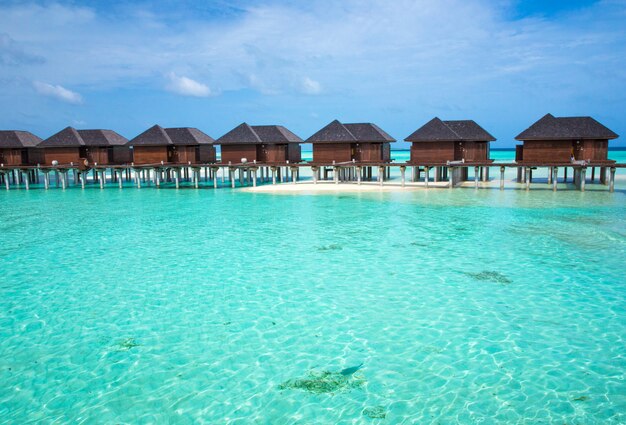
[61,171,67,190]
[424,166,429,188]
[379,166,384,186]
[213,168,218,189]
[99,171,105,189]
[448,167,454,189]
[44,172,49,190]
[547,167,553,185]
[525,167,530,190]
[23,172,29,190]
[136,170,142,188]
[118,171,123,189]
[271,167,277,185]
[357,166,362,185]
[3,174,8,190]
[194,169,199,188]
[175,169,180,189]
[474,166,479,189]
[400,166,406,187]
[253,168,257,187]
[609,167,616,192]
[552,167,558,192]
[334,167,339,184]
[155,169,161,188]
[291,167,297,184]
[230,168,236,188]
[500,166,505,190]
[580,167,586,192]
[312,167,318,184]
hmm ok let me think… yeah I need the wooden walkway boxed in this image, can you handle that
[0,161,624,192]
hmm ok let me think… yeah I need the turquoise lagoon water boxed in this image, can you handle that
[1,155,626,423]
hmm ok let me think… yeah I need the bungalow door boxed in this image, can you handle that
[257,145,268,162]
[167,146,179,163]
[20,149,29,165]
[353,144,362,162]
[573,141,583,160]
[454,142,464,161]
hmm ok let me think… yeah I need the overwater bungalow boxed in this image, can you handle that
[38,127,131,166]
[216,123,302,164]
[306,120,395,163]
[128,125,216,165]
[405,118,496,164]
[0,130,43,166]
[38,127,85,165]
[515,113,618,164]
[77,129,131,165]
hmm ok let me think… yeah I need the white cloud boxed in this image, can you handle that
[33,81,82,104]
[301,77,321,95]
[166,72,212,97]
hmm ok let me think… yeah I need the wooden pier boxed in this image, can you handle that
[0,160,623,192]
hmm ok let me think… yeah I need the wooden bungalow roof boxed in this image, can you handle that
[129,125,215,146]
[164,128,215,145]
[251,125,303,144]
[405,118,496,142]
[128,125,171,146]
[0,130,42,148]
[515,113,618,141]
[305,119,395,143]
[78,130,128,146]
[216,123,302,145]
[39,126,84,148]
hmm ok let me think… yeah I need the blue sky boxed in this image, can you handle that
[0,0,625,147]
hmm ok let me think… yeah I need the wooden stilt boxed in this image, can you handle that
[564,167,568,183]
[591,167,595,182]
[609,167,616,192]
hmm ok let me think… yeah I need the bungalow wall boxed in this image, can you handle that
[521,140,571,163]
[312,143,352,163]
[42,147,82,165]
[357,143,382,162]
[581,140,609,162]
[0,148,43,166]
[287,143,302,163]
[197,145,216,163]
[220,144,258,164]
[111,146,133,164]
[132,146,168,164]
[80,147,114,165]
[458,142,489,162]
[410,141,455,163]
